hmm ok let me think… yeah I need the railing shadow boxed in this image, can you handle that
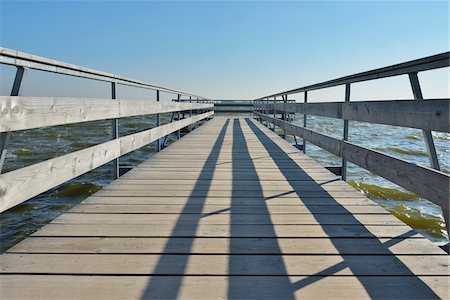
[244,118,440,299]
[141,119,230,299]
[228,118,295,299]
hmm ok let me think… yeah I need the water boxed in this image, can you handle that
[0,113,448,252]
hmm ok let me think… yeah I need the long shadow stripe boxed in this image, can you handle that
[141,119,230,299]
[228,118,294,299]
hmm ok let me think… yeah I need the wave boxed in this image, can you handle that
[348,181,419,201]
[13,148,35,155]
[405,135,420,140]
[56,182,102,197]
[373,147,428,157]
[385,205,448,240]
[349,181,447,240]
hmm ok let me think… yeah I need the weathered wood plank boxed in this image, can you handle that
[102,182,357,192]
[8,237,442,255]
[83,196,377,206]
[0,96,212,132]
[1,275,448,300]
[257,99,450,132]
[92,189,365,198]
[0,47,209,98]
[49,213,405,225]
[1,253,448,275]
[0,112,213,212]
[67,203,388,214]
[31,223,419,238]
[255,51,449,98]
[118,171,337,181]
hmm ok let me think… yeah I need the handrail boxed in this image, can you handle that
[253,52,450,235]
[255,51,450,99]
[255,99,450,132]
[0,47,210,99]
[0,48,215,213]
[0,96,212,132]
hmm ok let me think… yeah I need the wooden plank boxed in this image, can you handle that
[31,224,419,238]
[93,189,363,198]
[67,204,389,214]
[0,96,212,132]
[342,99,450,132]
[258,102,342,118]
[254,112,450,211]
[1,253,448,275]
[105,179,353,188]
[102,182,357,192]
[83,196,377,206]
[1,275,448,300]
[255,51,449,98]
[118,171,337,182]
[0,47,209,98]
[0,112,213,212]
[49,213,405,225]
[258,99,450,132]
[6,237,443,255]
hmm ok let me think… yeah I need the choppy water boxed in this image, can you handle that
[0,112,448,252]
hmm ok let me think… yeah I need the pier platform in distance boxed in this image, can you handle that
[1,117,448,299]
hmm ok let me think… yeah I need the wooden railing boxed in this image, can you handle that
[0,48,213,213]
[254,52,450,234]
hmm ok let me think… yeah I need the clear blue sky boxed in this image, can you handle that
[1,0,448,100]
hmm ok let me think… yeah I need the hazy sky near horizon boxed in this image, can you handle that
[0,0,449,101]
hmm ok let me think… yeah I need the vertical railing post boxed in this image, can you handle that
[302,91,308,154]
[341,83,351,181]
[189,96,192,131]
[272,96,276,131]
[259,99,261,121]
[177,94,181,139]
[408,72,440,170]
[282,95,287,139]
[196,97,199,128]
[156,90,161,152]
[111,82,120,178]
[0,66,27,173]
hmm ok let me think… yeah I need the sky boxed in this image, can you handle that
[0,0,449,101]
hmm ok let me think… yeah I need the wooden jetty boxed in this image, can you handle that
[0,48,449,299]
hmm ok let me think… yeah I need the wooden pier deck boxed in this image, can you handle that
[1,117,449,299]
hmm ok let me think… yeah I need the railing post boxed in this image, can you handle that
[408,72,440,170]
[282,95,287,139]
[156,90,161,152]
[0,66,27,173]
[111,82,120,178]
[177,94,181,139]
[272,96,276,131]
[302,91,308,154]
[342,83,351,181]
[189,96,192,131]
